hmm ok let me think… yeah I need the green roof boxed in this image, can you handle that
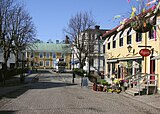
[27,43,71,53]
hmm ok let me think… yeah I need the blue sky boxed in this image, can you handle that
[19,0,134,42]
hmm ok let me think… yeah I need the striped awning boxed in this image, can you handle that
[113,31,121,41]
[121,27,130,37]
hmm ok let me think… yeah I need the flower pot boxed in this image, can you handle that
[131,15,156,33]
[93,83,97,91]
[97,85,103,92]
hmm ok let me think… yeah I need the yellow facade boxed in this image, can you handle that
[103,15,160,93]
[27,52,71,69]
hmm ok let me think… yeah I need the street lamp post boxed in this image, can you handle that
[72,47,75,83]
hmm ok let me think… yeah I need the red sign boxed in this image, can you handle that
[139,49,151,57]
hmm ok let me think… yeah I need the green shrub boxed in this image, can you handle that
[73,68,86,77]
[97,79,109,86]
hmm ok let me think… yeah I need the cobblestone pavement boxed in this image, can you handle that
[0,71,160,114]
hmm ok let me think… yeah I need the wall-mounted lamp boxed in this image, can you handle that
[127,45,135,54]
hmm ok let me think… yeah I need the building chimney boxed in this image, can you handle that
[56,40,59,44]
[95,25,100,29]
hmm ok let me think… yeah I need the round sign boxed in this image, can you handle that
[139,49,151,57]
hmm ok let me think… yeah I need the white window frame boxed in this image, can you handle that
[45,61,50,66]
[39,52,44,58]
[39,61,44,66]
[31,52,34,58]
[46,52,50,58]
[52,52,56,58]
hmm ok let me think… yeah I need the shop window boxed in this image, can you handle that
[108,63,111,78]
[112,63,115,74]
[127,60,133,75]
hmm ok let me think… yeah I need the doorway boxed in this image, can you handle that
[150,57,155,84]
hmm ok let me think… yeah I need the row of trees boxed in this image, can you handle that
[0,0,37,83]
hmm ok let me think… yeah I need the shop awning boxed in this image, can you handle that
[107,59,118,63]
[121,27,130,37]
[103,36,109,45]
[151,55,160,60]
[118,56,143,61]
[128,28,136,35]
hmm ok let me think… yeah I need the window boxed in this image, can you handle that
[39,52,44,58]
[113,40,116,48]
[127,60,133,75]
[45,61,50,66]
[136,33,142,42]
[107,63,111,78]
[46,53,50,58]
[119,37,123,47]
[39,61,44,66]
[127,35,132,44]
[52,53,56,58]
[61,53,65,58]
[103,45,105,53]
[31,52,34,58]
[112,63,115,74]
[149,29,154,39]
[107,42,110,50]
[52,61,55,66]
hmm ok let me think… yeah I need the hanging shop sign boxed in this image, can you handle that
[139,49,151,57]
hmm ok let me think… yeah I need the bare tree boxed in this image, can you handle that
[11,5,37,67]
[64,11,96,69]
[0,0,36,84]
[0,0,15,84]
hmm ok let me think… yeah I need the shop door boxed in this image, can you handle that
[150,58,155,84]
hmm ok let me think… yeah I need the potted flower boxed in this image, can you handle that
[130,8,156,33]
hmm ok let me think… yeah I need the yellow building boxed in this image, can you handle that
[26,43,71,70]
[103,10,160,93]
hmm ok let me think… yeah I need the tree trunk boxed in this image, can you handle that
[15,50,19,68]
[2,58,8,85]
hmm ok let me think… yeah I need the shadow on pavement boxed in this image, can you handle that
[0,110,16,114]
[30,81,77,89]
[0,81,77,100]
[38,70,52,74]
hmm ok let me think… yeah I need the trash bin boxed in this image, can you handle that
[81,77,88,87]
[93,83,97,91]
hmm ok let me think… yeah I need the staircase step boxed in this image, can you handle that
[125,87,147,96]
[131,87,146,92]
[125,89,139,96]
